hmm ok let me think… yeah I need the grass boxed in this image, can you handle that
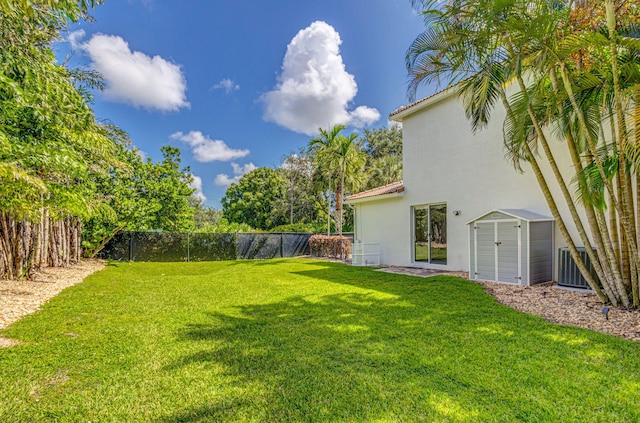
[1,259,639,422]
[415,244,446,262]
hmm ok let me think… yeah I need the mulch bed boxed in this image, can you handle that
[478,280,640,343]
[380,265,640,343]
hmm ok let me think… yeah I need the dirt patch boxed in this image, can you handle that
[0,259,106,347]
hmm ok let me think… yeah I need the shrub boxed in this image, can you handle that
[309,235,351,259]
[269,223,322,233]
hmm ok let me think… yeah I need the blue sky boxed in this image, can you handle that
[57,0,434,207]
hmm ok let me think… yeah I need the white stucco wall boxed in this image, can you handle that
[352,90,584,274]
[353,197,408,266]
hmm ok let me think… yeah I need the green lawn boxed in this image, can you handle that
[1,260,639,422]
[415,244,446,262]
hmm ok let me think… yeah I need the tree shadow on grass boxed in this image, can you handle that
[160,293,488,422]
[158,264,640,422]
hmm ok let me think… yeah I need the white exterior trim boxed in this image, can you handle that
[345,191,404,205]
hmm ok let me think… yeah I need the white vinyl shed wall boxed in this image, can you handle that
[468,210,554,285]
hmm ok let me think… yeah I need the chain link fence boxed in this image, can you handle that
[98,232,312,262]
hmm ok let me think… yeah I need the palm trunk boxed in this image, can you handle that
[517,74,616,301]
[500,90,607,301]
[525,140,607,301]
[335,184,343,236]
[559,63,636,307]
[548,70,625,302]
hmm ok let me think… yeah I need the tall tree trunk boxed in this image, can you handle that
[499,89,608,301]
[559,63,634,307]
[335,184,343,236]
[518,74,617,301]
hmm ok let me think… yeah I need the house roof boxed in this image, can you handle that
[344,181,404,204]
[389,84,459,122]
[467,209,554,224]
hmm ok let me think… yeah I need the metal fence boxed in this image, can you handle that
[98,232,312,262]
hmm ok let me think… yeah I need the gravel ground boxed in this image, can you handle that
[1,260,639,347]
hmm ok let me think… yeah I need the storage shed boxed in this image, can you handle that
[468,209,554,285]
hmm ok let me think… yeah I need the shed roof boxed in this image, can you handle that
[467,209,554,224]
[344,181,404,204]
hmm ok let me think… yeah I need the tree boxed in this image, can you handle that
[146,146,195,232]
[309,125,366,235]
[362,125,403,189]
[278,150,326,227]
[190,197,223,231]
[362,125,403,160]
[366,156,403,190]
[0,0,103,20]
[82,144,196,257]
[0,2,120,278]
[407,0,640,308]
[221,167,288,230]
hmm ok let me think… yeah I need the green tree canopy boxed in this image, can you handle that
[82,144,195,256]
[362,125,403,160]
[190,197,223,231]
[221,167,288,231]
[277,150,326,227]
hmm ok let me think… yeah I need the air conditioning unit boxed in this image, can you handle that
[558,247,597,289]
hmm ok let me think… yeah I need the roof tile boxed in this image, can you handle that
[345,181,404,202]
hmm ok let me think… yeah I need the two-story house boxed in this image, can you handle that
[346,86,587,286]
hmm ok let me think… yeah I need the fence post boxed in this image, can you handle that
[280,233,284,258]
[235,232,239,260]
[129,232,133,261]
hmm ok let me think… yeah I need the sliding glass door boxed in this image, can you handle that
[414,204,447,264]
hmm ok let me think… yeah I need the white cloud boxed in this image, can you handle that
[190,175,207,202]
[212,78,240,93]
[73,33,189,111]
[351,106,382,128]
[215,162,257,187]
[171,131,250,162]
[262,21,380,135]
[68,29,86,50]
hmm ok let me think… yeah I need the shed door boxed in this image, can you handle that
[475,222,496,280]
[497,221,519,283]
[474,220,520,283]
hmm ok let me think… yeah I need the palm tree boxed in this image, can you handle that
[367,156,402,190]
[309,125,343,235]
[406,0,640,307]
[310,125,366,235]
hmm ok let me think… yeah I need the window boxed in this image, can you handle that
[413,204,447,264]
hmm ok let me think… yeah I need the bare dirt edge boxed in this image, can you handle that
[0,259,107,348]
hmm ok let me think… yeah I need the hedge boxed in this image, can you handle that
[309,235,351,259]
